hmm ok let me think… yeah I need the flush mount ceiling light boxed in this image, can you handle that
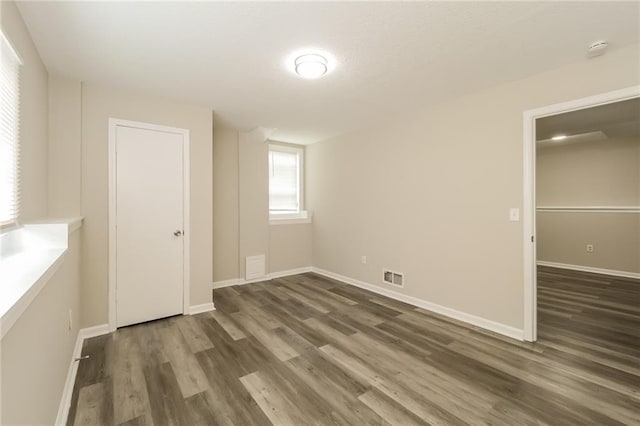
[551,135,568,141]
[294,54,328,79]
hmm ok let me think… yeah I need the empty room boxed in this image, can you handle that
[0,1,638,425]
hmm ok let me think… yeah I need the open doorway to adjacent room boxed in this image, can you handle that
[523,88,640,347]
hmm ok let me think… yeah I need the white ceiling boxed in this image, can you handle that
[16,1,640,144]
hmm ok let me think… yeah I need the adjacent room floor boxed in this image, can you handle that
[67,271,640,425]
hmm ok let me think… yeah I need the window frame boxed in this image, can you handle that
[0,30,22,231]
[268,143,309,223]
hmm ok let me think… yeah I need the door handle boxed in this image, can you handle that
[174,230,183,237]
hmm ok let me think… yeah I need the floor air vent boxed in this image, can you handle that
[383,268,404,287]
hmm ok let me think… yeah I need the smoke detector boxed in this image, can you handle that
[587,40,609,58]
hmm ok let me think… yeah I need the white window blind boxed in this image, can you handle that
[0,32,21,226]
[269,148,300,213]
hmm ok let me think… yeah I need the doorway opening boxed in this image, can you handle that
[522,86,640,342]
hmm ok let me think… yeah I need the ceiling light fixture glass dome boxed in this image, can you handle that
[295,54,328,79]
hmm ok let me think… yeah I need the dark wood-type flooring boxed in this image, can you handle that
[67,269,640,425]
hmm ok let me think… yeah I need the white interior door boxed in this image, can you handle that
[115,125,185,327]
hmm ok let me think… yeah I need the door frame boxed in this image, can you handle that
[108,118,191,332]
[522,85,640,342]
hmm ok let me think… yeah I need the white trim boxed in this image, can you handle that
[212,278,241,289]
[108,119,191,332]
[269,211,312,225]
[269,267,313,279]
[537,261,640,280]
[311,267,523,341]
[55,331,84,426]
[22,217,84,233]
[537,206,640,213]
[79,324,110,340]
[55,324,110,426]
[523,104,537,342]
[522,85,640,342]
[182,131,191,316]
[189,302,216,315]
[212,267,313,289]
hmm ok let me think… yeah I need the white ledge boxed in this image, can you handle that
[0,217,83,340]
[270,211,312,225]
[24,216,84,233]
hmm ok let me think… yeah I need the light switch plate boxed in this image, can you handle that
[509,208,520,221]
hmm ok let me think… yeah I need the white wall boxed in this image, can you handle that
[306,44,640,330]
[80,83,214,327]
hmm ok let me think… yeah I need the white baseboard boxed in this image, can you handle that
[311,267,524,341]
[190,302,216,315]
[537,261,640,280]
[212,266,313,289]
[56,324,110,425]
[212,278,241,289]
[79,324,110,339]
[269,267,313,279]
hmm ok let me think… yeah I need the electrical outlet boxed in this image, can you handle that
[361,255,367,264]
[586,244,594,253]
[68,308,73,331]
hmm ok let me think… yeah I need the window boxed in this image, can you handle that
[0,32,21,227]
[269,144,307,220]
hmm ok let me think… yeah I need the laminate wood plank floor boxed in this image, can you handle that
[68,269,640,425]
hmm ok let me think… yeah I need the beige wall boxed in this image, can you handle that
[48,74,82,217]
[1,229,81,425]
[1,0,49,221]
[306,44,640,330]
[213,116,240,281]
[270,224,312,272]
[537,213,639,273]
[238,130,271,279]
[537,136,640,273]
[80,83,213,327]
[537,137,640,206]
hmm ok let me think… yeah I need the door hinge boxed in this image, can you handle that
[531,235,535,243]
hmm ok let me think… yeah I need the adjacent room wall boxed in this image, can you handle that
[1,0,48,221]
[212,121,313,283]
[306,43,640,331]
[80,83,214,327]
[537,135,640,273]
[213,115,240,281]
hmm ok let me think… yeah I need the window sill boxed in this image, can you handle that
[0,217,83,340]
[269,211,312,225]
